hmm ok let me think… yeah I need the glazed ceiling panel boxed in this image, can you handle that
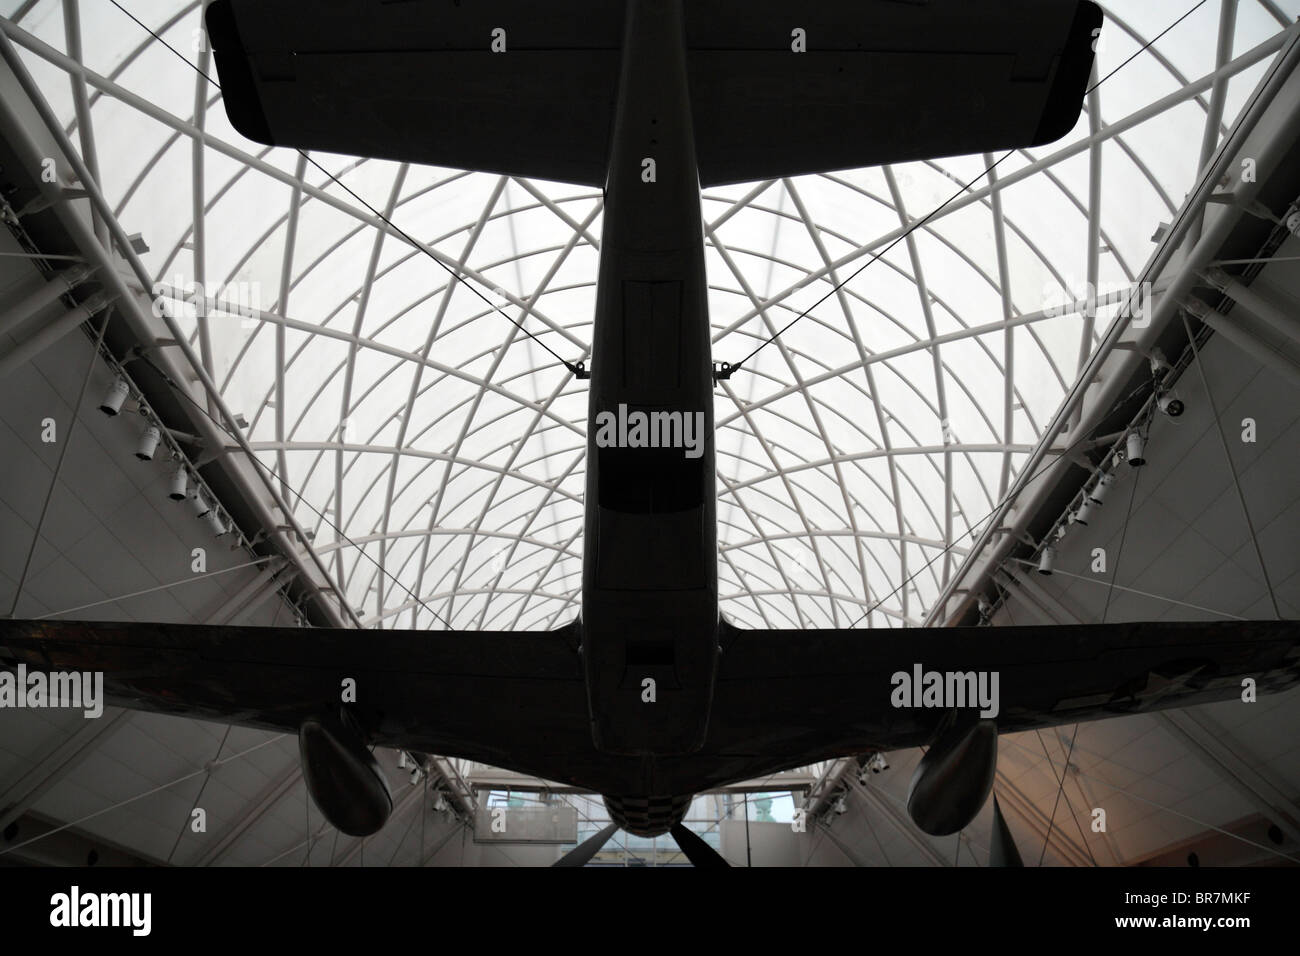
[3,0,1295,633]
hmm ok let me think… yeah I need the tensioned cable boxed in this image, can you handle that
[134,349,456,630]
[166,724,231,864]
[1035,728,1100,866]
[327,826,340,867]
[101,0,1216,629]
[1100,413,1148,624]
[6,308,113,619]
[1002,735,1300,865]
[1036,723,1084,867]
[844,776,896,866]
[800,822,831,867]
[383,797,425,866]
[725,0,1210,373]
[1085,1,1209,95]
[0,732,288,857]
[844,427,1105,627]
[419,820,469,866]
[256,819,331,867]
[854,768,996,863]
[1018,562,1247,620]
[107,0,586,377]
[34,555,276,619]
[1180,309,1282,619]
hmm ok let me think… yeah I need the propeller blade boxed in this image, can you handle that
[670,823,730,867]
[988,795,1024,867]
[552,823,620,867]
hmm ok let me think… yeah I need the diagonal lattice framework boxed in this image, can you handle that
[7,0,1287,634]
[1,0,1294,868]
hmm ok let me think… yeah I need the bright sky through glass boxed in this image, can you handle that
[4,0,1296,632]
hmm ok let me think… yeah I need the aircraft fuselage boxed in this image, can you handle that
[581,0,718,758]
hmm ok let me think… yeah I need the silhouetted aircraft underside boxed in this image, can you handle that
[3,0,1297,864]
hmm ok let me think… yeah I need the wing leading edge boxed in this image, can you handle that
[2,618,1296,802]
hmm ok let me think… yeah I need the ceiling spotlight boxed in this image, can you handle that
[1087,473,1113,505]
[1148,348,1171,378]
[1157,393,1184,417]
[1074,497,1097,526]
[1038,545,1056,575]
[190,491,211,518]
[1126,431,1146,467]
[167,464,188,501]
[205,508,228,537]
[99,375,129,416]
[135,424,161,461]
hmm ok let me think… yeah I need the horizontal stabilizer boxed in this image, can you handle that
[688,0,1102,185]
[207,0,1101,187]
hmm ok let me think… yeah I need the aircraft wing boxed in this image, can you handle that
[6,618,1293,802]
[704,619,1300,770]
[0,618,608,790]
[206,0,1101,188]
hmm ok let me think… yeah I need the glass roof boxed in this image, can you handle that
[4,0,1296,631]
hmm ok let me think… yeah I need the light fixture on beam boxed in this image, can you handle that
[1087,472,1114,505]
[1037,545,1056,575]
[167,464,188,501]
[1074,497,1097,526]
[205,508,228,537]
[1126,431,1145,467]
[190,491,211,518]
[98,375,129,416]
[135,423,161,461]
